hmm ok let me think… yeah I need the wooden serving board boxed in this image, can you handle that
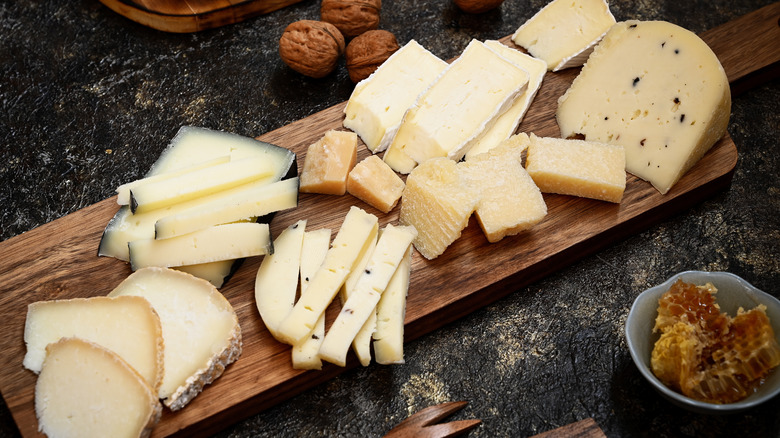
[1,3,779,437]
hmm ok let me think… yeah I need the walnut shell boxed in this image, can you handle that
[453,0,505,14]
[345,30,399,83]
[321,0,381,39]
[279,20,345,78]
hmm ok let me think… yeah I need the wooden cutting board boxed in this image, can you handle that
[1,3,778,437]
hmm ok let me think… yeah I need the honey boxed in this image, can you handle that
[650,279,780,404]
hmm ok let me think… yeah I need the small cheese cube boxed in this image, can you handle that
[347,155,405,213]
[525,134,626,203]
[300,130,358,195]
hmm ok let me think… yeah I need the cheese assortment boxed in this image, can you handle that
[556,20,731,194]
[299,129,358,195]
[346,155,405,213]
[512,0,616,71]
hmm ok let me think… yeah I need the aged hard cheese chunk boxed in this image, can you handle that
[512,0,615,71]
[525,134,626,203]
[373,245,412,365]
[347,155,405,213]
[343,40,448,153]
[35,338,162,438]
[556,20,731,194]
[23,295,164,393]
[108,267,242,410]
[387,39,530,171]
[299,130,358,195]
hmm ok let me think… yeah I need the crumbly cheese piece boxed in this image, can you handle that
[388,39,530,171]
[512,0,616,71]
[299,130,358,195]
[373,245,412,365]
[525,134,626,203]
[23,296,164,393]
[399,158,479,260]
[556,20,731,194]
[128,222,272,270]
[108,267,242,410]
[154,177,298,240]
[292,228,332,370]
[276,206,379,345]
[255,220,306,343]
[465,41,547,160]
[319,224,417,367]
[339,226,378,366]
[460,134,547,242]
[347,155,405,213]
[35,338,162,438]
[343,40,448,153]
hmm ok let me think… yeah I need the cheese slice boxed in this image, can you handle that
[129,222,272,270]
[276,206,379,345]
[339,226,378,366]
[388,39,530,171]
[154,177,299,240]
[35,338,162,438]
[255,220,306,342]
[465,41,547,160]
[512,0,616,71]
[556,20,730,194]
[108,267,242,410]
[343,40,448,153]
[319,224,417,367]
[23,295,164,393]
[291,228,332,370]
[299,130,358,195]
[347,155,405,213]
[373,245,412,365]
[525,134,626,203]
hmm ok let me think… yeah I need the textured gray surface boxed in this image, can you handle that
[1,0,779,437]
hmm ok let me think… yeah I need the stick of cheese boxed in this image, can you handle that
[373,245,412,365]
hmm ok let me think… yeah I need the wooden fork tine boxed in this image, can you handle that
[384,401,481,438]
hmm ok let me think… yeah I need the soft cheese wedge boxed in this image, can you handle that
[108,267,242,410]
[343,39,448,153]
[387,39,530,172]
[512,0,616,71]
[556,20,731,194]
[373,245,412,365]
[23,295,164,393]
[35,338,162,438]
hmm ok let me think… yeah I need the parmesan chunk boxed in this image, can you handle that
[300,130,358,195]
[347,155,405,213]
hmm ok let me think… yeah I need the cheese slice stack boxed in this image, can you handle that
[556,20,731,194]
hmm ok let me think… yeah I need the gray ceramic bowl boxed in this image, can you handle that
[625,271,780,414]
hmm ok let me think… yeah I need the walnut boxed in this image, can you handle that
[345,30,399,83]
[453,0,505,14]
[278,20,345,78]
[321,0,382,39]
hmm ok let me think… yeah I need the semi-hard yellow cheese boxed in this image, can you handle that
[556,20,731,194]
[347,155,405,213]
[339,224,378,366]
[35,338,162,438]
[343,40,448,153]
[23,295,164,393]
[300,130,358,195]
[512,0,615,71]
[373,245,412,365]
[108,267,242,410]
[525,134,626,203]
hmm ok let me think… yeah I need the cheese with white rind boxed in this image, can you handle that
[292,228,332,370]
[154,177,299,240]
[128,222,272,271]
[343,40,448,153]
[339,227,378,366]
[35,338,162,438]
[512,0,615,71]
[319,224,417,367]
[465,41,547,160]
[373,245,412,365]
[556,20,730,194]
[23,295,164,393]
[108,267,242,410]
[388,39,530,171]
[255,220,306,343]
[276,206,379,345]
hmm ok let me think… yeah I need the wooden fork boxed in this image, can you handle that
[383,401,481,438]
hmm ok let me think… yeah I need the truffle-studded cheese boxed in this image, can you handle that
[347,155,405,213]
[556,20,731,194]
[373,245,412,365]
[299,130,358,195]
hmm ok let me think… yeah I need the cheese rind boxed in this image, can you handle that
[347,155,405,213]
[556,20,731,194]
[373,245,412,365]
[299,130,358,195]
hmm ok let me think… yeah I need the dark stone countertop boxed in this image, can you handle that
[1,1,779,437]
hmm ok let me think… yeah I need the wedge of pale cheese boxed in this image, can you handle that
[299,130,358,195]
[373,245,412,365]
[23,295,164,393]
[387,39,530,172]
[556,20,731,194]
[512,0,615,71]
[108,267,242,410]
[35,338,162,438]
